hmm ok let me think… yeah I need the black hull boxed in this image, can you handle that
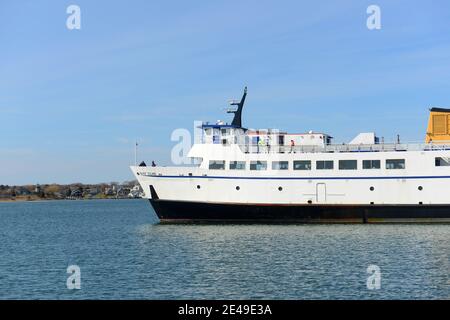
[149,199,450,224]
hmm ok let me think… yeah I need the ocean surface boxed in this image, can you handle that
[0,199,448,299]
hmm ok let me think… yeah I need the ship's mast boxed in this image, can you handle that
[227,87,247,128]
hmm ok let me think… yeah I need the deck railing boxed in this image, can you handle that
[237,142,450,154]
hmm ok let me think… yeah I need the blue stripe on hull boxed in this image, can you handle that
[146,174,450,180]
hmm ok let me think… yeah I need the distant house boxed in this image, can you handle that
[34,184,42,194]
[104,188,115,196]
[89,187,100,195]
[116,187,130,198]
[70,189,82,198]
[84,187,99,197]
[16,187,31,196]
[128,185,144,198]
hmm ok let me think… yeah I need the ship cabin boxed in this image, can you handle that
[201,122,246,146]
[201,122,332,149]
[199,87,333,153]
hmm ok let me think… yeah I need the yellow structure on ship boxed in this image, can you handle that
[426,107,450,143]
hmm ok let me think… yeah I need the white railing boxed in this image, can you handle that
[237,142,450,154]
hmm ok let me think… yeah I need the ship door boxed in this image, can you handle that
[316,183,326,203]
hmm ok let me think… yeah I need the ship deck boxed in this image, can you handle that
[238,142,450,154]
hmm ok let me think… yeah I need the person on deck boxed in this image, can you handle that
[258,138,266,153]
[290,139,295,153]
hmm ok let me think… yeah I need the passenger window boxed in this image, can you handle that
[316,160,333,170]
[363,160,381,169]
[435,157,450,166]
[250,161,267,170]
[230,161,246,170]
[272,161,289,170]
[339,160,357,170]
[209,160,225,170]
[294,160,311,170]
[386,159,405,169]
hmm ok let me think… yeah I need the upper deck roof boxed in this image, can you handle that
[430,107,450,112]
[201,123,242,129]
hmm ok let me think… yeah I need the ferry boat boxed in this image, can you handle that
[131,88,450,223]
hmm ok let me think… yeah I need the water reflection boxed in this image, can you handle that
[135,223,449,299]
[0,200,447,299]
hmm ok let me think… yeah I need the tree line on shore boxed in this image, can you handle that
[0,180,143,201]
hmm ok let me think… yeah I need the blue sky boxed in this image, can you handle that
[1,0,450,185]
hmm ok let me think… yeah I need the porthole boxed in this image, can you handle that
[369,186,374,191]
[418,186,423,191]
[236,186,240,190]
[419,201,423,205]
[196,185,201,189]
[370,202,374,205]
[278,187,283,191]
[307,200,312,204]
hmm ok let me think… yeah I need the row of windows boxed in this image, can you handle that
[208,159,407,170]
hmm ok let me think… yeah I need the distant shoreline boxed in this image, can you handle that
[0,181,144,203]
[0,197,143,203]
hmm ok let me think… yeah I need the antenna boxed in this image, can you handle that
[135,140,138,167]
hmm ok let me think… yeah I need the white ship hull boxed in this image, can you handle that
[132,147,450,223]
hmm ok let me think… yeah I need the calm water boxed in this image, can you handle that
[0,199,448,299]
